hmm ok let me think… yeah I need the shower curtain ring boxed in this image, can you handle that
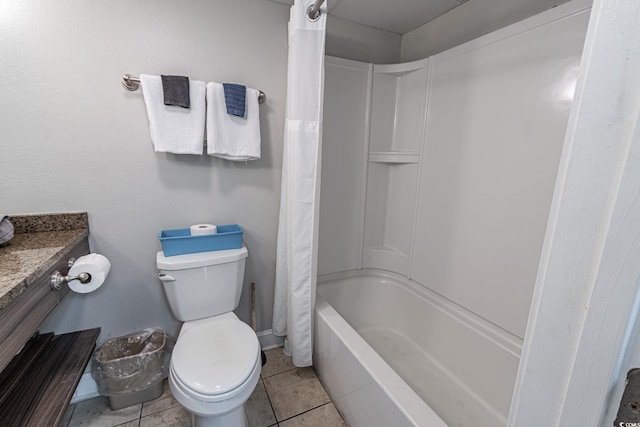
[307,4,322,22]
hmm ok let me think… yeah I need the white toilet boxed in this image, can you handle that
[156,246,260,427]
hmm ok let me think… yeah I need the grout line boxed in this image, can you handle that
[261,378,280,426]
[63,404,75,427]
[261,365,297,380]
[262,358,342,424]
[135,401,143,425]
[139,399,180,417]
[276,402,332,424]
[113,416,140,427]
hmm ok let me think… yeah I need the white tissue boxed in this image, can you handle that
[190,224,217,236]
[68,253,111,294]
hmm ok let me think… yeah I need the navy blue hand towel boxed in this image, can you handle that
[161,75,190,108]
[222,83,246,117]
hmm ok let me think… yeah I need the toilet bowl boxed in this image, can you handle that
[168,314,261,426]
[156,246,259,427]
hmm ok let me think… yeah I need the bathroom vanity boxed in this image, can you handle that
[0,213,100,426]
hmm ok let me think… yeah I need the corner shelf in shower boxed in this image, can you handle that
[361,58,431,277]
[368,151,420,164]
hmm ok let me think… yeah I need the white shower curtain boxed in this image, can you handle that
[272,0,327,367]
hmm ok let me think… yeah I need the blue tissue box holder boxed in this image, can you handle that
[158,224,244,257]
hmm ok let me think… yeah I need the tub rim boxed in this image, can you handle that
[318,268,523,357]
[315,291,448,426]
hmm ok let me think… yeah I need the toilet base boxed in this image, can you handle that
[192,405,247,427]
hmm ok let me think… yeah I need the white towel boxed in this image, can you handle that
[140,75,205,155]
[206,82,261,161]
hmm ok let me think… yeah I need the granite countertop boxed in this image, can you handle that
[0,213,89,311]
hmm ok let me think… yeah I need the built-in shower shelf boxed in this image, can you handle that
[369,152,420,164]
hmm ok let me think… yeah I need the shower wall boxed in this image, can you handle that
[318,0,590,340]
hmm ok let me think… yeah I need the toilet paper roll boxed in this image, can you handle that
[68,253,111,294]
[190,224,217,236]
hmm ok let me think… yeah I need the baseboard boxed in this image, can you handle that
[71,329,284,403]
[257,329,285,350]
[70,372,100,404]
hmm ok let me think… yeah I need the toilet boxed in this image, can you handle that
[156,246,260,427]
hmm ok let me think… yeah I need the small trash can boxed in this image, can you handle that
[92,328,168,410]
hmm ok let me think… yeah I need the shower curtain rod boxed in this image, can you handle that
[307,0,325,21]
[121,74,267,104]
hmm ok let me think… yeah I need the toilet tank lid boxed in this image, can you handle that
[157,246,248,270]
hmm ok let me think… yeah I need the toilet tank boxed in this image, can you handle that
[156,246,248,322]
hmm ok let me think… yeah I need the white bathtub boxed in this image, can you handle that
[314,270,521,427]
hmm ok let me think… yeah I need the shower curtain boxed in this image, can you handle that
[272,0,327,367]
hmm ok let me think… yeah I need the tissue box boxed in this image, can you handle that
[158,224,243,256]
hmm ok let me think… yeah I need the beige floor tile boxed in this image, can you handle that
[114,421,140,427]
[279,403,346,427]
[264,367,330,421]
[261,348,296,378]
[141,380,180,417]
[139,405,191,427]
[246,378,277,427]
[68,396,141,427]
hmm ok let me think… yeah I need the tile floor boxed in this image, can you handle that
[63,348,347,427]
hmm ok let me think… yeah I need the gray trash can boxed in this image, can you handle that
[92,328,168,409]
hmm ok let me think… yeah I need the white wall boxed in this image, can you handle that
[0,0,398,346]
[401,0,574,61]
[0,0,290,343]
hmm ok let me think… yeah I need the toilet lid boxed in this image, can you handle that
[172,319,259,396]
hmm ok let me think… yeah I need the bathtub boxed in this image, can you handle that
[314,270,522,427]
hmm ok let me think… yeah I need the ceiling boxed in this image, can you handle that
[269,0,470,34]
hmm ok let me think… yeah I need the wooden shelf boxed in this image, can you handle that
[0,328,100,426]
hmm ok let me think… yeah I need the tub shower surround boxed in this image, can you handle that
[316,1,590,426]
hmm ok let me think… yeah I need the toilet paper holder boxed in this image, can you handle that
[50,257,91,290]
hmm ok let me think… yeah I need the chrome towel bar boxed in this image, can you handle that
[121,74,266,104]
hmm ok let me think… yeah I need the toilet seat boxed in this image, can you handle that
[170,352,260,407]
[171,317,260,401]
